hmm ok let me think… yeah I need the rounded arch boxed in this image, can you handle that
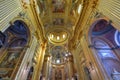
[88,18,120,79]
[10,17,33,46]
[89,19,113,36]
[10,20,28,35]
[0,17,34,79]
[88,18,115,47]
[0,17,33,49]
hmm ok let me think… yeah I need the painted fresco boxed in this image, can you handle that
[52,0,65,13]
[0,50,22,79]
[53,18,64,25]
[0,69,13,79]
[39,0,47,15]
[0,52,20,68]
[70,0,78,15]
[55,70,62,79]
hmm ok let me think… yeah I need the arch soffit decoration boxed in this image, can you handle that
[87,18,115,45]
[85,18,117,64]
[87,17,120,48]
[10,17,33,46]
[87,17,120,55]
[0,17,32,49]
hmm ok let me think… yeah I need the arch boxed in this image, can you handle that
[10,17,33,45]
[88,18,108,46]
[89,19,114,37]
[10,20,28,35]
[0,18,33,79]
[7,20,31,48]
[88,18,120,79]
[87,18,117,56]
[0,17,32,49]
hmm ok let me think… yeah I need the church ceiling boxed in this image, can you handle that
[37,0,82,45]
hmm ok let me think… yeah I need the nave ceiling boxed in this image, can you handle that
[36,0,83,46]
[29,0,98,51]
